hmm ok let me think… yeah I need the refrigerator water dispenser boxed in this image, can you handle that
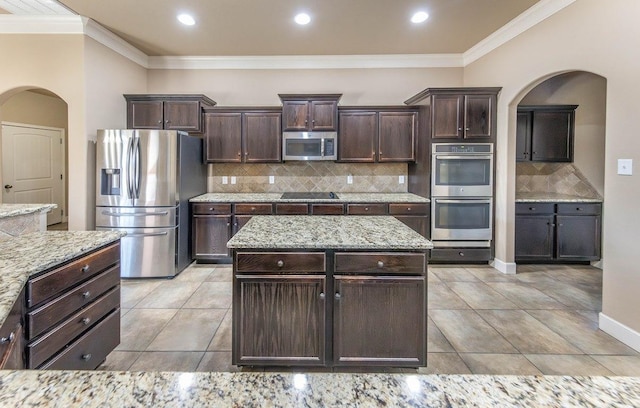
[101,168,121,195]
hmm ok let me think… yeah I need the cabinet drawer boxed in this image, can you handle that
[311,203,344,215]
[27,243,120,307]
[27,265,120,340]
[275,203,309,215]
[515,203,555,215]
[235,203,273,215]
[429,248,491,262]
[236,252,326,273]
[346,203,387,215]
[556,203,601,215]
[39,308,120,370]
[192,203,232,215]
[334,253,425,275]
[27,286,120,369]
[388,203,429,215]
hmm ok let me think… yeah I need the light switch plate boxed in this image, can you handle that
[269,175,275,184]
[347,175,353,184]
[222,176,228,184]
[399,175,405,184]
[231,176,237,184]
[618,159,633,175]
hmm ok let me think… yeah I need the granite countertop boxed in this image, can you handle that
[0,203,57,219]
[227,215,433,250]
[516,193,603,203]
[190,192,430,203]
[0,231,125,329]
[0,370,638,407]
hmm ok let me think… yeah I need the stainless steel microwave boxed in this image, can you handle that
[282,131,337,161]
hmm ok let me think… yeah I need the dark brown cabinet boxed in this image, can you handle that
[338,107,417,162]
[125,94,216,133]
[203,108,282,163]
[389,203,430,238]
[515,202,601,262]
[192,203,233,261]
[0,289,25,370]
[279,94,341,131]
[404,87,500,142]
[517,105,577,162]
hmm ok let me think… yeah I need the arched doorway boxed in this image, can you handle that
[0,87,69,229]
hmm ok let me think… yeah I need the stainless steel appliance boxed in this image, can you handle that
[431,143,493,247]
[282,131,337,161]
[95,129,206,278]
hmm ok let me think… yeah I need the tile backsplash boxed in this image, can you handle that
[207,162,408,193]
[516,162,601,198]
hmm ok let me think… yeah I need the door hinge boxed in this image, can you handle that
[60,174,63,180]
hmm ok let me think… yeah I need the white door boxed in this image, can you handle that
[1,123,64,225]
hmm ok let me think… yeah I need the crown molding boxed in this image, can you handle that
[463,0,577,65]
[81,18,148,68]
[147,54,464,70]
[0,14,83,33]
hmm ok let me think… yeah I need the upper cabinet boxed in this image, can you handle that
[203,107,282,163]
[338,107,417,162]
[125,94,216,133]
[404,87,500,142]
[516,105,577,162]
[279,94,342,131]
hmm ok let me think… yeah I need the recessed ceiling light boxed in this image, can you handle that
[177,13,196,26]
[294,13,311,25]
[411,11,429,24]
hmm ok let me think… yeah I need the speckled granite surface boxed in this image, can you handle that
[0,370,638,407]
[0,231,124,329]
[0,203,57,219]
[191,192,430,203]
[227,215,433,250]
[516,193,603,203]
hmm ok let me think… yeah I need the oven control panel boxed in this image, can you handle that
[433,143,493,154]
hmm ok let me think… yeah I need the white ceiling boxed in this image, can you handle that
[0,0,542,57]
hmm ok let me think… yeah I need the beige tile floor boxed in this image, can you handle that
[99,263,640,375]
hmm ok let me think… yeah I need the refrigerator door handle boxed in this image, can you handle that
[133,136,142,199]
[125,231,169,238]
[101,210,170,217]
[126,136,135,199]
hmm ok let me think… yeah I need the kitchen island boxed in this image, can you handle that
[227,215,432,368]
[0,203,57,238]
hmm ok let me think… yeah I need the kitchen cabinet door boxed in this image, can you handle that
[516,111,532,161]
[556,215,601,260]
[432,94,463,139]
[378,111,416,162]
[338,111,377,162]
[515,215,554,261]
[310,100,338,130]
[0,289,25,370]
[163,100,202,132]
[394,215,429,238]
[531,110,574,162]
[192,215,232,259]
[333,276,425,366]
[233,275,326,366]
[204,112,243,163]
[243,111,282,162]
[282,101,310,131]
[464,94,494,139]
[127,100,164,129]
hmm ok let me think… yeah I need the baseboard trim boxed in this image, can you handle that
[599,312,640,352]
[490,258,517,275]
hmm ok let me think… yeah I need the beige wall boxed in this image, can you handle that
[147,68,463,105]
[464,0,640,336]
[520,71,606,195]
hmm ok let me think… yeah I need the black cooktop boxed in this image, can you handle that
[280,192,338,200]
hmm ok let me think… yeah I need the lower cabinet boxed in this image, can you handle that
[192,203,233,261]
[515,202,601,262]
[0,289,25,370]
[232,250,426,367]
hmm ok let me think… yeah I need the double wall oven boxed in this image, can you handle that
[431,143,494,247]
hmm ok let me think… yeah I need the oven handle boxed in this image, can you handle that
[434,199,492,204]
[434,155,493,160]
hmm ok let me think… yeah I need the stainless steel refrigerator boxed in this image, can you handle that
[95,129,206,278]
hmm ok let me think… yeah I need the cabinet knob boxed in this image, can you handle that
[227,222,231,227]
[365,207,369,211]
[165,120,170,124]
[82,291,91,299]
[576,207,582,211]
[82,354,92,361]
[319,292,325,300]
[335,293,341,300]
[251,207,256,211]
[82,317,91,325]
[209,207,214,211]
[237,152,241,156]
[466,128,470,131]
[407,207,411,211]
[157,120,163,124]
[458,252,465,257]
[0,332,15,344]
[377,260,384,268]
[312,120,315,124]
[529,207,536,211]
[277,260,284,268]
[233,222,238,227]
[458,128,463,131]
[81,265,90,273]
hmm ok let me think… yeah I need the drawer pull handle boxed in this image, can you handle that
[335,293,341,300]
[277,260,284,268]
[407,207,411,211]
[365,207,369,211]
[251,207,256,211]
[0,332,15,344]
[576,207,582,211]
[209,207,214,211]
[377,260,384,268]
[529,207,536,211]
[319,292,325,300]
[81,265,90,273]
[82,291,91,299]
[82,353,92,361]
[82,317,91,325]
[459,252,465,257]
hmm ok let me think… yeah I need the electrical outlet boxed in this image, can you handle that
[269,175,275,184]
[618,159,633,175]
[222,176,228,184]
[399,175,405,184]
[347,175,353,184]
[231,176,237,184]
